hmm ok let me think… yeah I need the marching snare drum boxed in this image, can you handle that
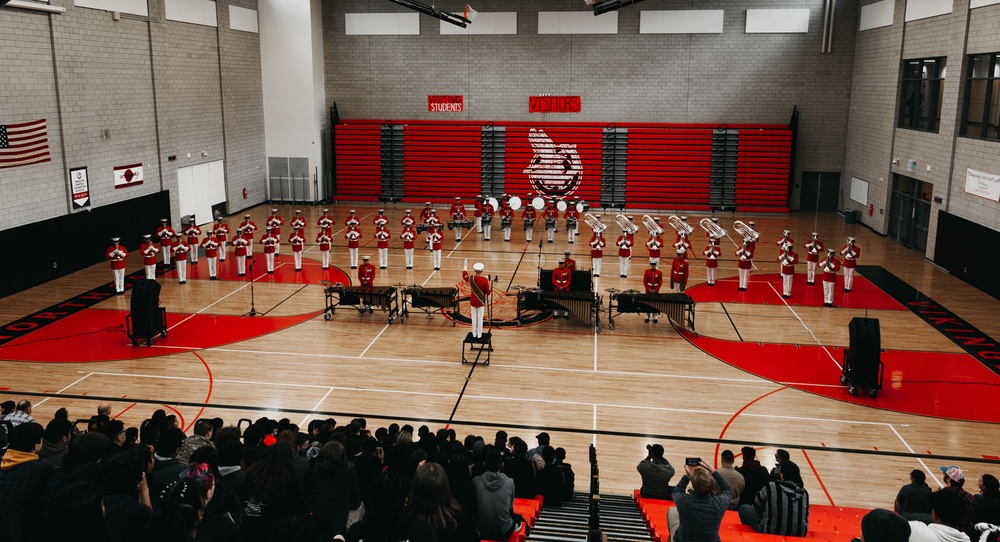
[524,218,535,231]
[545,218,557,229]
[501,217,512,229]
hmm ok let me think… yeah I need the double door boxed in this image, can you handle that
[888,175,931,254]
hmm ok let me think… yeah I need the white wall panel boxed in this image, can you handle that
[639,10,724,34]
[230,5,259,33]
[73,0,148,17]
[165,0,218,27]
[538,11,618,34]
[859,0,894,31]
[904,0,953,22]
[440,12,517,35]
[745,9,810,33]
[970,0,1000,8]
[345,12,420,35]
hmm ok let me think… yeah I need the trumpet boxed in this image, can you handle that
[642,215,663,236]
[700,218,727,239]
[733,220,759,242]
[583,213,607,233]
[667,215,694,236]
[615,214,639,234]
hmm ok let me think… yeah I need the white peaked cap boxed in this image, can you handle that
[473,263,484,272]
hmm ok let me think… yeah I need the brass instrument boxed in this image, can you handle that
[614,213,639,234]
[733,220,760,242]
[583,212,607,233]
[667,215,694,236]
[642,215,664,236]
[699,218,727,239]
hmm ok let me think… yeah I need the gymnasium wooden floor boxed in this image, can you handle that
[2,204,998,511]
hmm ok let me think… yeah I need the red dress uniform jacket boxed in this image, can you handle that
[141,243,159,265]
[543,207,558,221]
[450,203,466,219]
[317,231,332,251]
[617,235,632,257]
[473,200,483,218]
[564,207,580,221]
[565,257,577,272]
[737,249,753,270]
[400,227,416,249]
[429,231,443,251]
[232,237,248,257]
[173,241,190,261]
[401,214,415,228]
[345,214,360,228]
[358,263,376,287]
[261,234,278,254]
[590,234,605,258]
[239,221,257,240]
[318,214,335,230]
[822,257,841,282]
[106,245,128,269]
[201,238,219,259]
[521,208,537,221]
[804,239,824,262]
[704,246,720,268]
[670,258,689,285]
[185,225,201,245]
[643,268,663,294]
[290,231,305,252]
[291,216,306,232]
[419,207,433,223]
[376,228,390,249]
[647,236,663,259]
[346,228,361,249]
[481,203,495,218]
[779,251,799,275]
[373,214,388,229]
[214,223,229,242]
[156,225,176,246]
[266,215,283,235]
[841,244,861,268]
[463,271,491,308]
[552,267,572,292]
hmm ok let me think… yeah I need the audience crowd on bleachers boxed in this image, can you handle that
[0,399,575,542]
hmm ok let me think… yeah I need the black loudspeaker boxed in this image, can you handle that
[847,317,880,387]
[130,278,162,337]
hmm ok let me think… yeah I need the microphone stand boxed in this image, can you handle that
[243,257,258,317]
[536,239,543,287]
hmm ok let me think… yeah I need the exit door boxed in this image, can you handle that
[800,172,840,212]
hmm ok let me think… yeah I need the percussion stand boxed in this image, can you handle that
[242,258,258,317]
[536,239,544,287]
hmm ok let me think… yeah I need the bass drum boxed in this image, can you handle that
[576,201,590,213]
[531,196,545,210]
[556,200,568,212]
[487,197,498,211]
[508,196,522,211]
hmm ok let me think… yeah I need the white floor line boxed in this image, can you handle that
[769,282,843,371]
[300,387,335,427]
[888,424,945,488]
[359,323,391,357]
[35,372,93,406]
[593,331,599,372]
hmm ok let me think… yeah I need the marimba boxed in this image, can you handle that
[607,290,695,332]
[324,284,399,324]
[447,220,475,230]
[518,288,601,332]
[401,286,459,325]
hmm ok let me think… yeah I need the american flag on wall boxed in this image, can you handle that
[0,119,51,169]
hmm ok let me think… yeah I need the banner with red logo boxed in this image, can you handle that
[428,95,464,112]
[503,125,603,205]
[114,162,144,189]
[69,166,90,209]
[529,96,582,113]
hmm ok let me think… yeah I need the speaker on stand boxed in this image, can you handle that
[840,317,884,397]
[127,278,167,346]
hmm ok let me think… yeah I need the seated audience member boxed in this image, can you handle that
[189,446,244,531]
[736,446,770,509]
[667,459,733,542]
[217,438,247,497]
[858,509,911,542]
[770,449,790,481]
[347,470,438,542]
[536,446,565,508]
[445,452,477,518]
[101,452,153,542]
[637,444,675,500]
[39,418,74,467]
[182,461,241,542]
[475,448,518,541]
[554,447,576,502]
[3,399,36,427]
[307,441,361,540]
[941,466,977,533]
[149,428,188,498]
[738,460,809,537]
[717,450,745,509]
[242,442,314,541]
[970,474,1000,539]
[503,438,537,499]
[0,422,54,542]
[145,479,207,542]
[909,489,974,542]
[100,419,128,455]
[897,469,934,513]
[902,486,935,524]
[46,480,108,541]
[528,432,550,471]
[176,419,216,464]
[407,462,479,542]
[51,431,111,491]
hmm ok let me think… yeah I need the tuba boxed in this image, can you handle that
[583,213,607,233]
[700,218,727,239]
[642,215,663,236]
[615,214,639,234]
[733,220,759,242]
[667,215,694,236]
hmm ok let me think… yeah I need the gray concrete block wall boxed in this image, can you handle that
[323,0,859,210]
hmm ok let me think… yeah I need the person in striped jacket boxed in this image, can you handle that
[738,461,809,537]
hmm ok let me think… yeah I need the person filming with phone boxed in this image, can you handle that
[667,457,733,542]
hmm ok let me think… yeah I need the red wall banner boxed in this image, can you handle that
[528,96,581,113]
[428,95,464,112]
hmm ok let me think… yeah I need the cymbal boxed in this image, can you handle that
[526,288,542,293]
[623,289,639,294]
[605,288,620,293]
[511,285,526,290]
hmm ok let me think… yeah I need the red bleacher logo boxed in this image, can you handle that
[522,128,583,197]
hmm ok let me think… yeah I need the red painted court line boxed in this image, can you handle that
[114,402,138,419]
[183,352,215,432]
[801,449,835,507]
[0,387,8,391]
[984,455,1000,460]
[714,386,789,468]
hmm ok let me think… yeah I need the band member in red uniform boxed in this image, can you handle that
[358,255,376,312]
[375,224,390,269]
[647,231,663,265]
[266,209,283,254]
[419,202,433,232]
[345,225,361,269]
[184,216,201,264]
[316,228,333,269]
[673,216,690,245]
[643,261,663,323]
[821,249,841,307]
[499,202,514,242]
[590,223,606,279]
[670,250,689,293]
[745,221,759,256]
[481,198,494,241]
[261,227,278,274]
[239,214,257,256]
[400,209,415,230]
[318,208,334,232]
[450,197,467,241]
[201,230,220,280]
[563,249,577,272]
[564,202,580,243]
[428,223,443,270]
[156,218,176,267]
[703,242,720,286]
[551,259,572,318]
[106,237,128,294]
[776,230,793,255]
[426,209,442,246]
[289,225,305,271]
[473,195,484,233]
[141,234,159,280]
[232,227,248,277]
[214,217,229,262]
[172,234,190,284]
[673,231,692,255]
[543,200,559,243]
[373,209,388,230]
[736,241,753,291]
[617,229,633,278]
[840,237,861,292]
[463,260,491,338]
[345,209,360,229]
[290,209,306,239]
[803,232,823,285]
[522,204,538,242]
[707,218,723,247]
[400,223,416,269]
[778,244,799,298]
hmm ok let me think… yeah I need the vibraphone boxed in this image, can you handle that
[607,291,695,332]
[518,289,601,332]
[324,284,400,324]
[401,286,459,325]
[447,220,475,230]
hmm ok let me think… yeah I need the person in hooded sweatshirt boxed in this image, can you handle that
[908,489,972,542]
[738,460,809,537]
[0,422,55,542]
[474,448,517,541]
